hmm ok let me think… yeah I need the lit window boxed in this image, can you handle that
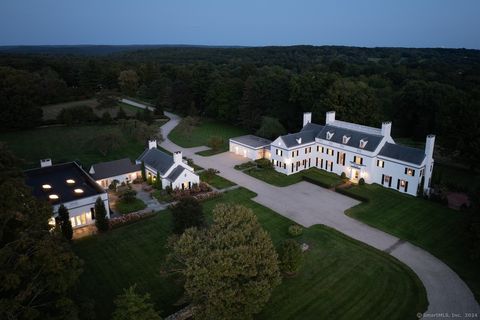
[42,184,52,190]
[74,188,84,194]
[66,179,75,184]
[327,149,334,156]
[49,194,59,200]
[405,168,415,176]
[400,180,406,187]
[354,156,363,165]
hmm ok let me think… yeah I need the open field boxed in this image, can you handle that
[245,166,344,188]
[41,99,140,120]
[74,187,426,320]
[168,119,247,155]
[342,183,480,300]
[0,125,145,169]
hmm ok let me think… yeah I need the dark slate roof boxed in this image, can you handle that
[90,158,141,180]
[301,123,324,136]
[378,143,426,165]
[25,162,105,204]
[280,130,318,148]
[316,125,383,152]
[137,148,174,175]
[230,135,272,149]
[166,166,187,182]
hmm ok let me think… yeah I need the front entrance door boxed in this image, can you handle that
[351,169,359,182]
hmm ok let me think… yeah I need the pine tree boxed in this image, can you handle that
[58,204,73,241]
[141,161,146,180]
[156,171,162,189]
[95,197,109,232]
[112,285,161,320]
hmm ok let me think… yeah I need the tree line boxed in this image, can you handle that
[1,45,479,167]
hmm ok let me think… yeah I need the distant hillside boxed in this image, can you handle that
[0,44,245,56]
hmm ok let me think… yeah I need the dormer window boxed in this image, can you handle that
[342,135,351,144]
[296,138,302,144]
[359,139,368,149]
[326,131,334,140]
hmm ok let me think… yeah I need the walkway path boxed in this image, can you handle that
[160,111,480,318]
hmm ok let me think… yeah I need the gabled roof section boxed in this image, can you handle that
[378,143,426,165]
[90,158,140,180]
[165,166,187,182]
[279,130,318,148]
[300,123,324,136]
[230,135,272,149]
[137,148,174,175]
[316,125,383,152]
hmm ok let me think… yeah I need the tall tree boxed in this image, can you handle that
[58,204,73,241]
[112,285,162,320]
[170,203,281,320]
[118,69,140,96]
[0,145,82,320]
[170,196,204,234]
[94,197,109,232]
[256,116,287,139]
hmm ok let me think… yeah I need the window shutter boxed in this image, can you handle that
[404,168,407,174]
[336,152,339,164]
[343,155,345,166]
[397,179,400,190]
[405,181,409,192]
[412,170,415,176]
[361,158,363,165]
[389,177,392,187]
[382,174,385,184]
[354,156,357,163]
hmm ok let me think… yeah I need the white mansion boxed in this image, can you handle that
[230,111,434,197]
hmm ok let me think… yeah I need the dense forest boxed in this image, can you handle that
[1,45,479,167]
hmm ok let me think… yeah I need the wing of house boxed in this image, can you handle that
[136,140,200,190]
[89,158,141,189]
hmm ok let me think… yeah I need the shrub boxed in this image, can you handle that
[120,189,137,203]
[256,158,273,169]
[279,239,303,275]
[109,211,155,229]
[359,178,365,185]
[288,224,303,237]
[203,168,219,182]
[340,172,347,179]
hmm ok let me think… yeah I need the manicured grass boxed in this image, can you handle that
[199,171,236,189]
[168,119,247,153]
[234,161,257,171]
[341,183,480,300]
[74,187,426,320]
[0,125,145,169]
[196,148,225,156]
[245,167,343,188]
[116,198,147,214]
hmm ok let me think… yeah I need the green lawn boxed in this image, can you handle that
[245,167,344,188]
[74,187,426,320]
[168,119,247,155]
[341,183,480,300]
[199,171,236,189]
[115,198,147,214]
[0,125,145,169]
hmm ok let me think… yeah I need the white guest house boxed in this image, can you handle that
[136,140,200,190]
[89,158,141,189]
[269,111,434,196]
[25,160,110,229]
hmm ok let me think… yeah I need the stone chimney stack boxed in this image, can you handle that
[423,134,436,195]
[303,112,312,127]
[325,111,336,124]
[148,140,157,150]
[173,151,182,164]
[381,121,392,138]
[40,159,52,168]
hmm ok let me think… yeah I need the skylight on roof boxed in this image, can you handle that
[49,194,59,200]
[42,184,52,190]
[66,179,75,184]
[74,188,84,194]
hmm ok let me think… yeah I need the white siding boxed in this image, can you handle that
[229,141,264,160]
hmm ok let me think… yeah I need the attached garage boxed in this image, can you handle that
[229,135,272,160]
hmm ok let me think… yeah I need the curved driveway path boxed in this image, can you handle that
[160,111,480,318]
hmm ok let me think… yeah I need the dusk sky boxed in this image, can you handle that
[1,0,479,48]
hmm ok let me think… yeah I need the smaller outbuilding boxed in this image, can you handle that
[89,158,141,189]
[229,135,272,160]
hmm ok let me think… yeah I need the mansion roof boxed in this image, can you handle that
[378,143,426,165]
[316,124,383,152]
